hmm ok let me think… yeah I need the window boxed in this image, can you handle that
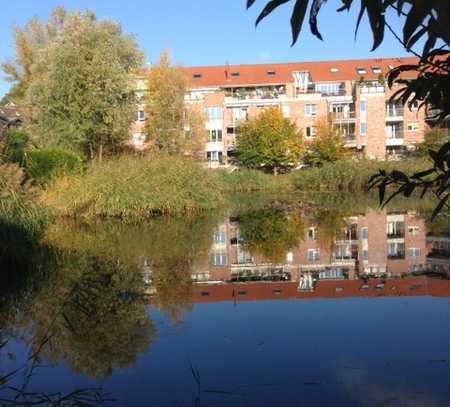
[408,226,420,235]
[315,83,342,95]
[207,151,222,162]
[362,250,369,260]
[388,242,405,259]
[387,221,405,238]
[386,123,404,139]
[308,249,320,262]
[330,67,339,73]
[209,129,223,142]
[304,104,317,117]
[137,110,145,121]
[360,123,366,136]
[267,70,276,76]
[372,67,381,74]
[193,73,203,79]
[213,230,226,244]
[407,122,419,132]
[408,248,421,257]
[232,107,248,121]
[308,227,317,240]
[204,107,222,121]
[272,289,282,295]
[361,227,368,239]
[356,67,367,75]
[231,72,240,77]
[210,252,227,266]
[305,126,317,139]
[238,290,247,296]
[360,100,366,113]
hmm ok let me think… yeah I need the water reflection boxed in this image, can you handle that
[0,196,449,405]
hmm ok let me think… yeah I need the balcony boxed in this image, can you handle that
[360,83,385,94]
[297,82,346,97]
[225,86,286,102]
[331,111,356,121]
[385,105,404,120]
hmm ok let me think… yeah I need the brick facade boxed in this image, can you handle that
[132,57,431,162]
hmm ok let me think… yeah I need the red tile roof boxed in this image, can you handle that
[180,57,418,88]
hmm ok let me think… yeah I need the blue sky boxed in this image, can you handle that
[0,0,412,97]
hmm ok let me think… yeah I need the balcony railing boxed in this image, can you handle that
[386,106,404,118]
[331,111,356,120]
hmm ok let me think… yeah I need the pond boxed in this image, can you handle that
[0,194,449,406]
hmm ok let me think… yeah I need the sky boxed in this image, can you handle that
[0,0,413,97]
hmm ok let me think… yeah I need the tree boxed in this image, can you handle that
[145,51,187,154]
[305,116,351,166]
[234,107,303,174]
[182,105,208,160]
[9,8,144,160]
[238,208,304,264]
[246,0,449,217]
[2,7,67,103]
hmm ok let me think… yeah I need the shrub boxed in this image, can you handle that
[23,148,84,184]
[42,154,224,220]
[2,129,30,163]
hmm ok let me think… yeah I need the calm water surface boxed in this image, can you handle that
[1,195,449,406]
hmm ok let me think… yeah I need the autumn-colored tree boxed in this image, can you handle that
[234,107,303,174]
[5,8,144,161]
[415,128,449,157]
[145,52,186,154]
[305,116,351,167]
[182,105,208,159]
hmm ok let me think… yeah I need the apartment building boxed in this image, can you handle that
[132,56,431,161]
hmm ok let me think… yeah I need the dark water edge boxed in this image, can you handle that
[0,193,449,406]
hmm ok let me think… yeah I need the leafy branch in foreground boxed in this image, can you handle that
[367,141,450,220]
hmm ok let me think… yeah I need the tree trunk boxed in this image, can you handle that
[273,167,278,176]
[98,143,103,163]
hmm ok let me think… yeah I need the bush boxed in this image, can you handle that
[2,129,30,163]
[42,154,224,220]
[24,148,84,184]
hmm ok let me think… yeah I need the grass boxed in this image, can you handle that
[41,154,224,220]
[291,158,430,192]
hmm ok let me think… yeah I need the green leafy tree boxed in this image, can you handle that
[16,9,143,160]
[305,116,351,166]
[2,7,67,103]
[234,107,303,174]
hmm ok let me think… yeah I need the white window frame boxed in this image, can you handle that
[304,104,317,117]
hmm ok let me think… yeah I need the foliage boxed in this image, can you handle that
[305,116,351,166]
[368,141,450,220]
[145,51,187,154]
[292,158,429,192]
[1,129,30,163]
[23,148,84,184]
[42,155,224,220]
[233,107,303,174]
[238,208,304,263]
[213,168,294,193]
[183,105,208,159]
[416,128,449,157]
[1,7,67,102]
[10,8,144,160]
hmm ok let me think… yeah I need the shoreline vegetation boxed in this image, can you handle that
[37,155,433,221]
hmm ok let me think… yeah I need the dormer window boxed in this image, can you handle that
[231,72,240,77]
[330,67,339,73]
[356,67,367,75]
[372,66,382,74]
[193,73,203,79]
[388,64,394,70]
[267,70,276,76]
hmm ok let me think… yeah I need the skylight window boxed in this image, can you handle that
[372,66,382,74]
[267,70,276,76]
[193,73,203,79]
[231,72,240,77]
[330,67,339,73]
[356,67,367,75]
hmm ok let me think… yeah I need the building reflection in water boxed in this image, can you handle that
[184,208,450,302]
